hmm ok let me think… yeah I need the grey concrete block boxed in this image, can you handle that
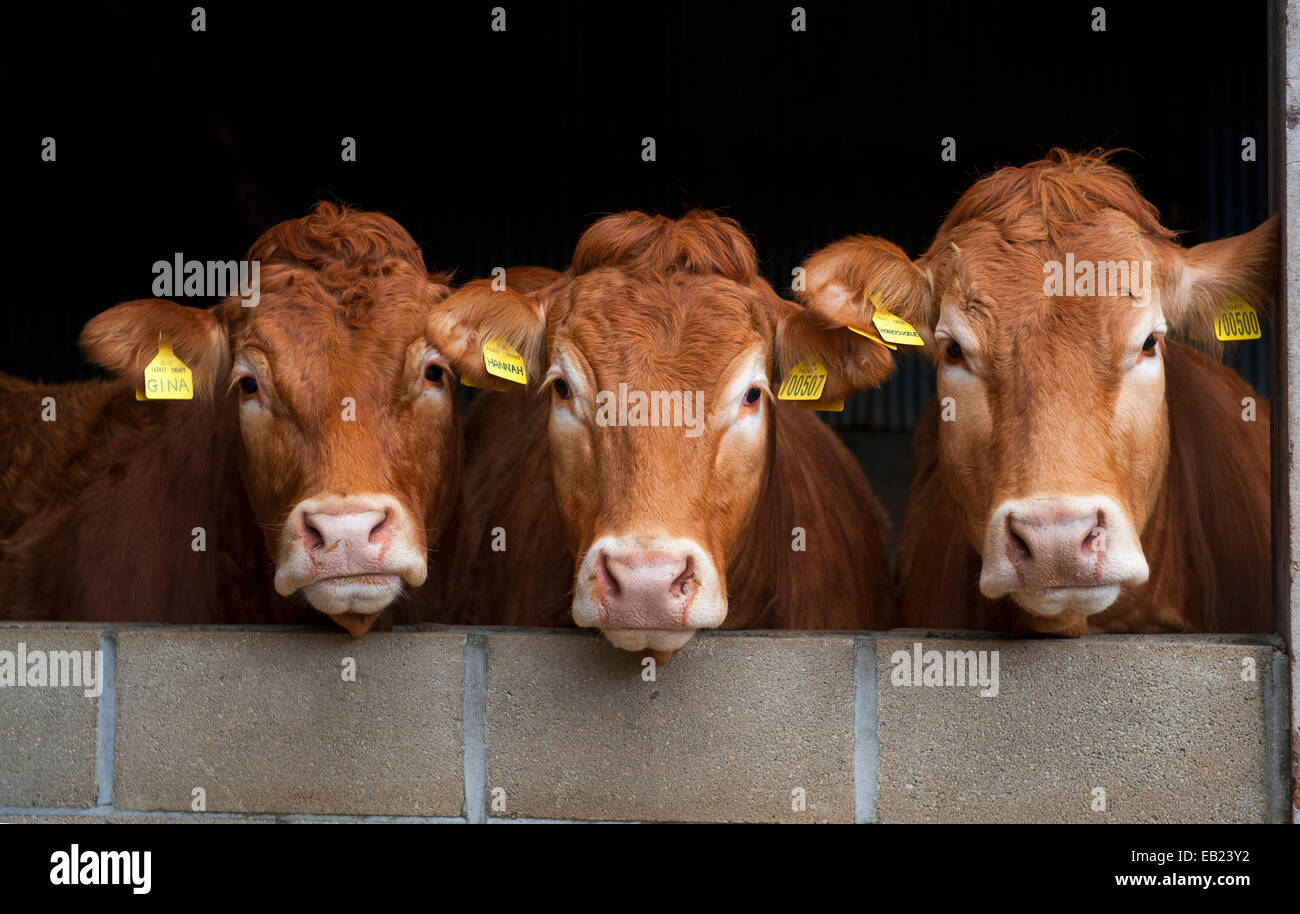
[0,815,271,823]
[876,637,1276,823]
[0,630,103,808]
[113,631,464,816]
[485,631,855,822]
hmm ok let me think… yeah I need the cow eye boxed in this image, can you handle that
[1142,334,1159,355]
[424,363,444,384]
[238,376,259,395]
[553,378,571,399]
[944,340,963,362]
[743,386,762,406]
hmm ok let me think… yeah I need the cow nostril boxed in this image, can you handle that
[368,509,392,543]
[596,552,621,597]
[670,555,696,598]
[1082,512,1107,554]
[302,518,325,551]
[1006,517,1032,561]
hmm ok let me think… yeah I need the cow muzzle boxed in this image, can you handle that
[274,493,428,635]
[573,535,726,652]
[978,495,1149,617]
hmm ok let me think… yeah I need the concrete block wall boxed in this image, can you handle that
[0,623,1290,823]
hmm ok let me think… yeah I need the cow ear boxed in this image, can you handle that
[427,275,557,390]
[774,295,896,401]
[773,235,932,401]
[80,298,229,398]
[797,234,935,345]
[1165,215,1278,344]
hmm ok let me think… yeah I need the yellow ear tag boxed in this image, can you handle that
[134,388,147,401]
[777,359,828,401]
[847,324,897,350]
[869,295,924,347]
[143,341,194,400]
[483,338,527,385]
[1213,299,1261,341]
[799,398,844,412]
[459,372,510,392]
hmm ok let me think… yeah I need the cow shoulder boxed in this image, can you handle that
[0,376,161,544]
[0,375,112,538]
[0,377,284,623]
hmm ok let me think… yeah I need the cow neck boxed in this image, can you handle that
[108,381,284,621]
[717,402,785,628]
[128,385,250,514]
[1122,342,1271,633]
[397,487,466,626]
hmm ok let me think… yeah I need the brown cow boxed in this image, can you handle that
[426,210,897,655]
[798,149,1276,635]
[0,202,462,636]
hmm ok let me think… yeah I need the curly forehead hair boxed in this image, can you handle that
[224,201,451,327]
[571,209,761,284]
[927,148,1179,255]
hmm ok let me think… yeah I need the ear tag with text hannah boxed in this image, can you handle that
[143,340,194,400]
[483,338,528,385]
[777,359,828,401]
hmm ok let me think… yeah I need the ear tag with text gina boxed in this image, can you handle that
[869,295,924,347]
[847,324,897,350]
[777,359,828,401]
[1213,299,1262,342]
[143,340,194,400]
[483,338,528,385]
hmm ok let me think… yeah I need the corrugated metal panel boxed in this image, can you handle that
[3,0,1269,412]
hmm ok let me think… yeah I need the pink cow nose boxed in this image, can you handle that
[299,508,393,575]
[1004,508,1107,588]
[596,550,697,629]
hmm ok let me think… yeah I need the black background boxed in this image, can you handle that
[5,0,1272,437]
[0,3,1285,844]
[1,822,1291,898]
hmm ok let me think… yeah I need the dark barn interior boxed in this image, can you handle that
[6,1,1271,532]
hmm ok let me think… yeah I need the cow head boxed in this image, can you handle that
[429,210,895,652]
[80,203,461,636]
[799,150,1277,632]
